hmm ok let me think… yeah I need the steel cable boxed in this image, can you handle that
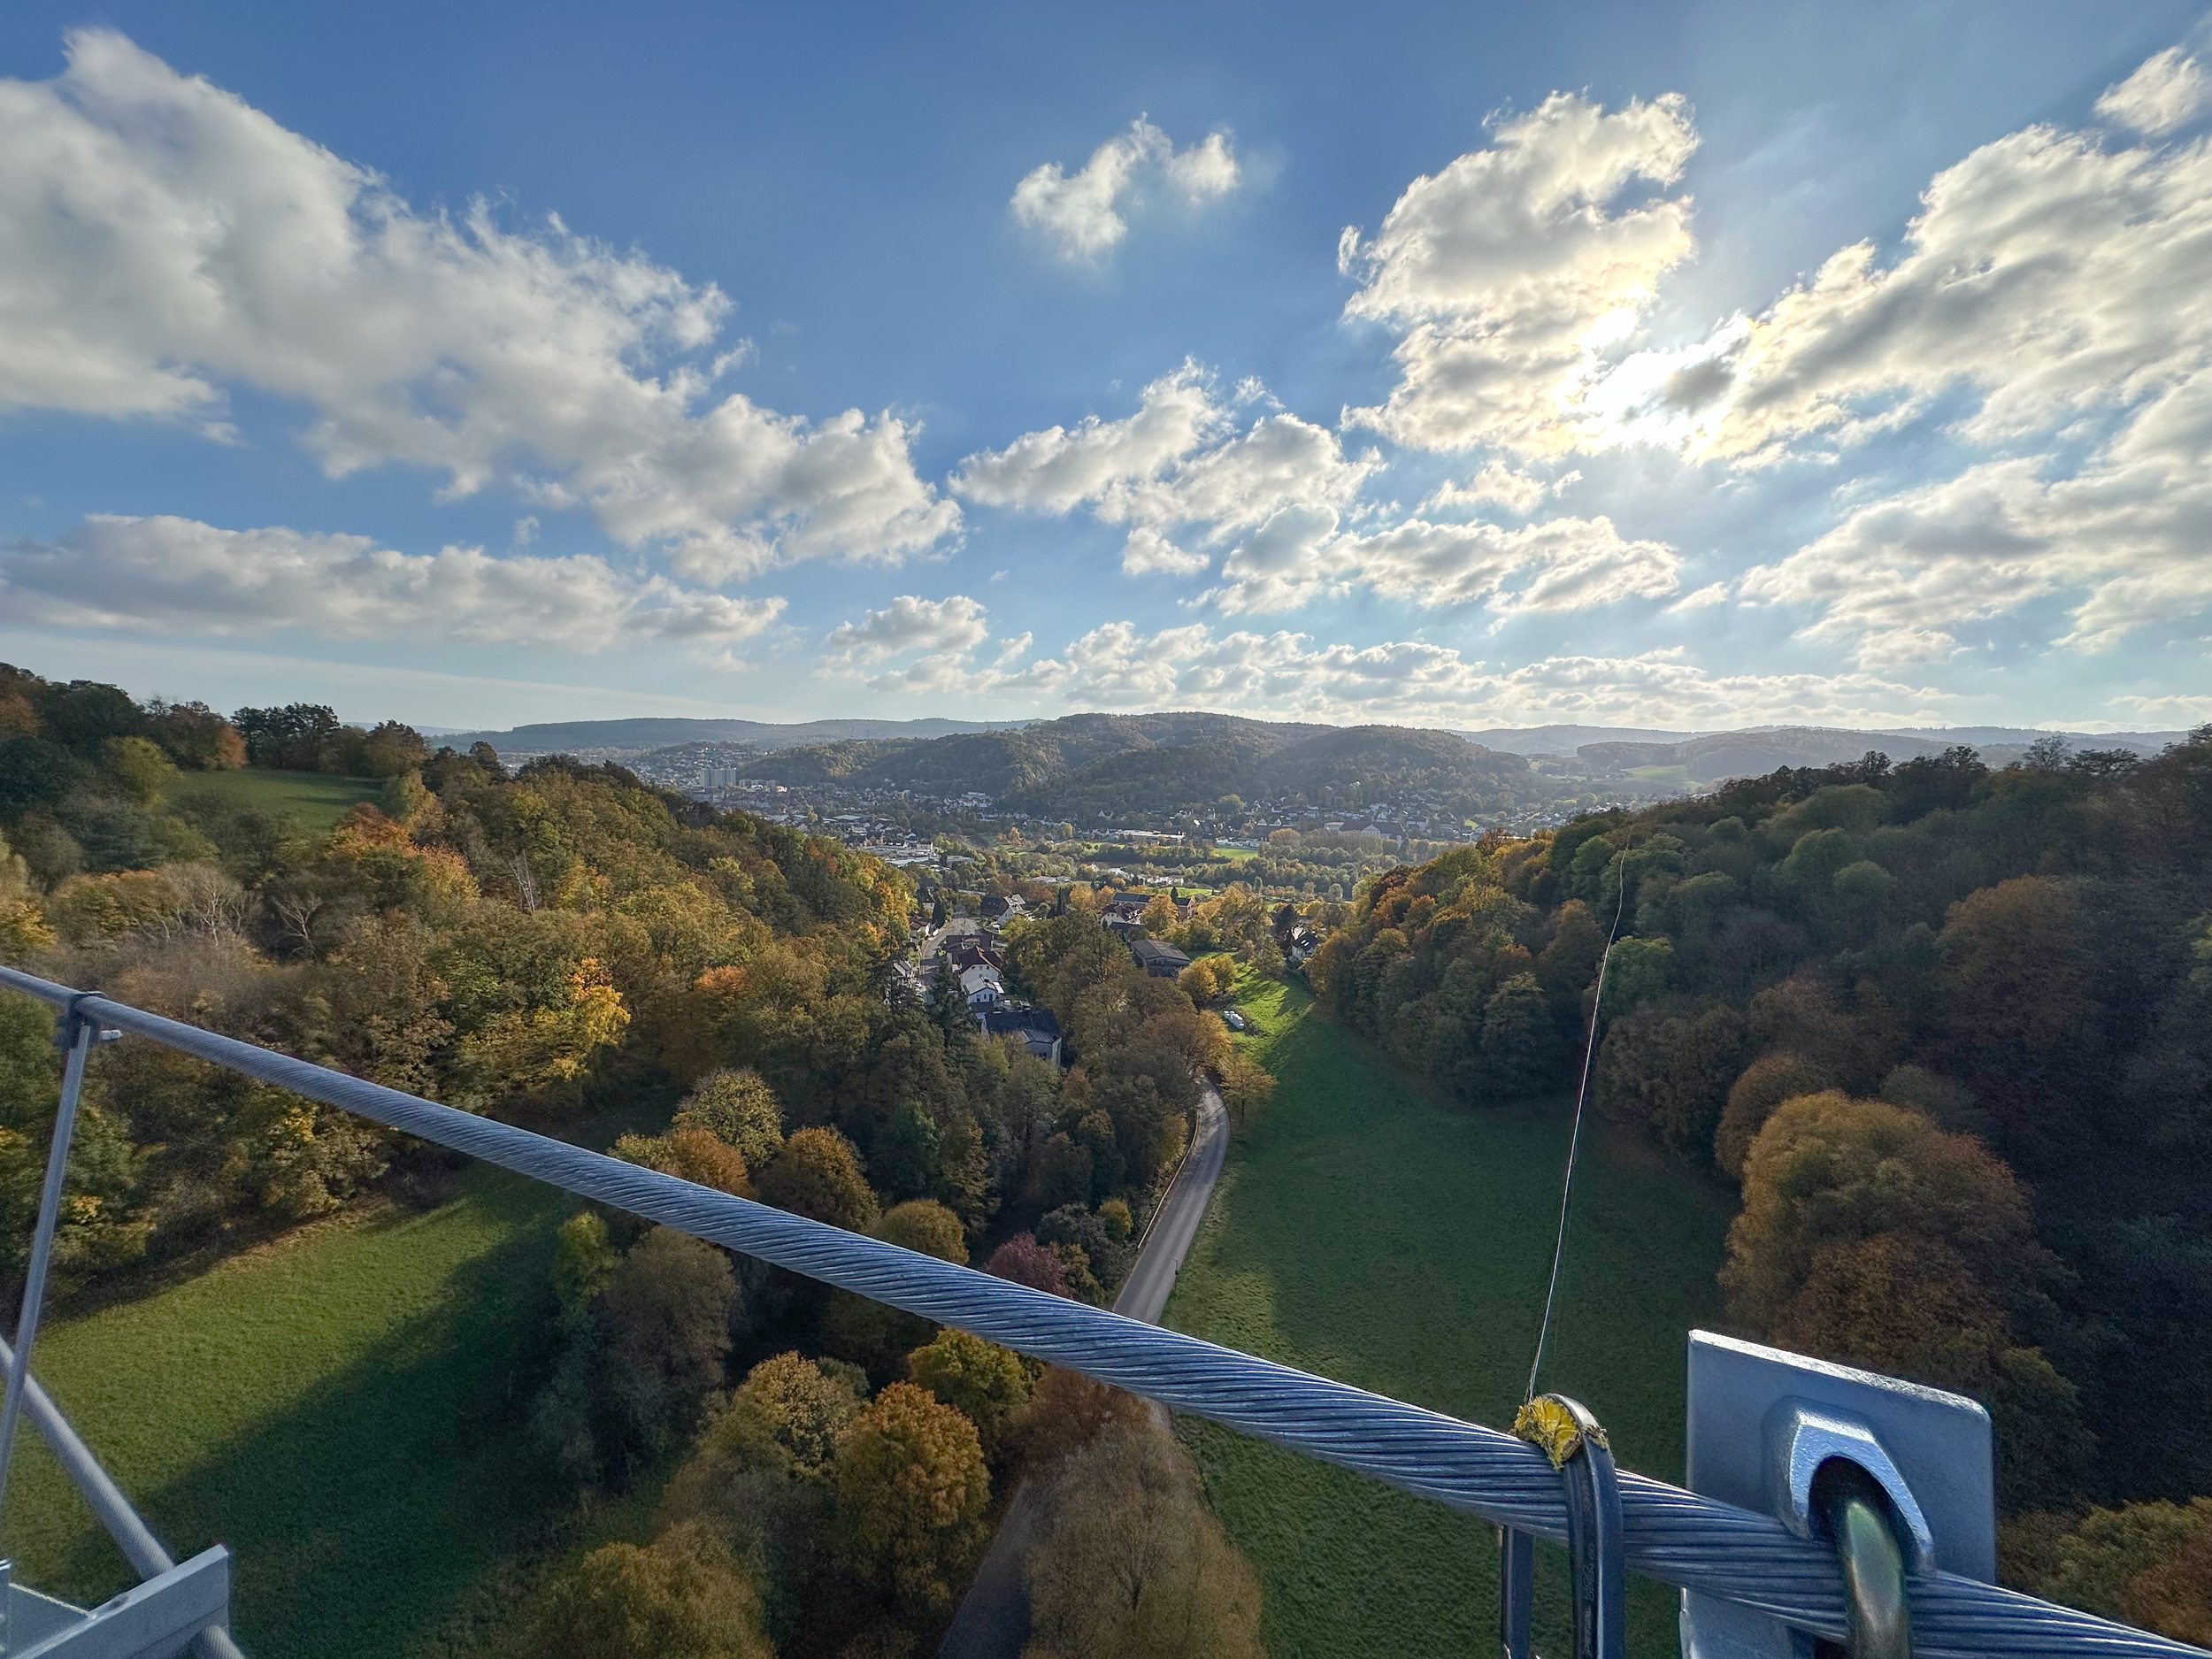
[0,964,2201,1659]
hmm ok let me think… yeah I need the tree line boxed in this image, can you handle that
[1310,733,2211,1642]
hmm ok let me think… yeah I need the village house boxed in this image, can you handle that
[977,1003,1064,1065]
[1129,938,1191,979]
[958,963,1004,1008]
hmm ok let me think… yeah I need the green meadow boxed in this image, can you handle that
[167,769,386,835]
[1169,977,1736,1657]
[0,1168,579,1658]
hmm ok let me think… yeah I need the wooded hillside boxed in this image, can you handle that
[1311,733,2212,1638]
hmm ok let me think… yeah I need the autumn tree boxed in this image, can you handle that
[1006,1366,1154,1473]
[1724,1093,2093,1507]
[758,1126,880,1233]
[1217,1050,1276,1125]
[537,1522,773,1659]
[672,1069,786,1167]
[823,1199,967,1378]
[1723,1093,2039,1330]
[985,1233,1067,1296]
[833,1381,992,1620]
[2008,1499,2212,1646]
[1713,1051,1833,1179]
[906,1328,1032,1457]
[612,1126,752,1198]
[1020,1423,1264,1659]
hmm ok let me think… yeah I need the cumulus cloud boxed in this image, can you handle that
[1010,118,1241,263]
[1601,50,2212,662]
[953,363,1381,580]
[955,358,1678,614]
[824,595,990,665]
[1208,511,1678,616]
[1339,92,1699,453]
[819,594,1016,695]
[954,621,1941,727]
[1418,461,1579,516]
[0,515,786,659]
[0,30,956,578]
[950,361,1225,513]
[1610,81,2212,465]
[1740,445,2212,664]
[2095,47,2208,137]
[1666,581,1731,611]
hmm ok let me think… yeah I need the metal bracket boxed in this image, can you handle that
[1680,1331,1994,1659]
[5,1546,230,1659]
[1768,1402,1935,1572]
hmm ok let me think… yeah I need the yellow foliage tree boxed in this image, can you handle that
[833,1381,991,1619]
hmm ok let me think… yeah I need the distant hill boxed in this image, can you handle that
[735,711,1534,819]
[1869,726,2187,753]
[437,716,1028,757]
[446,712,2194,802]
[1456,723,1712,756]
[1573,724,2192,783]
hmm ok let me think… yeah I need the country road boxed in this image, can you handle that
[1113,1084,1229,1324]
[937,1084,1231,1658]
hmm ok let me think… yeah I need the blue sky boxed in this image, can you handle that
[3,1,2209,732]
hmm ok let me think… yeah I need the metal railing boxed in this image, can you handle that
[0,964,2203,1659]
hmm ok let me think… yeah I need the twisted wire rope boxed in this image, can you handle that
[0,965,2200,1659]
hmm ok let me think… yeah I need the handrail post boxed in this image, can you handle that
[0,1003,108,1530]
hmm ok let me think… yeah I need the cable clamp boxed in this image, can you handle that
[52,993,121,1050]
[1514,1394,1625,1659]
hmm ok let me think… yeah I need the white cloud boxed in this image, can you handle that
[1340,92,1699,453]
[1120,526,1213,576]
[820,594,1014,695]
[1418,461,1579,516]
[1210,511,1679,615]
[1666,581,1731,611]
[956,358,1677,613]
[824,595,990,664]
[950,361,1225,513]
[0,30,956,576]
[1010,118,1241,263]
[1740,440,2212,663]
[2113,691,2212,725]
[0,515,785,657]
[954,363,1381,579]
[961,621,1942,727]
[2095,47,2208,138]
[1618,86,2212,465]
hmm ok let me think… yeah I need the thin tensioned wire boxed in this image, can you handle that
[0,964,2201,1659]
[1525,835,1631,1404]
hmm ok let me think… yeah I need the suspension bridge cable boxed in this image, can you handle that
[1525,834,1632,1403]
[0,964,2200,1659]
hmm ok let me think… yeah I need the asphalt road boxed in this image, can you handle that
[1112,1085,1229,1325]
[937,1085,1231,1658]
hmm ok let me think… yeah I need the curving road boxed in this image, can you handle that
[937,1084,1230,1658]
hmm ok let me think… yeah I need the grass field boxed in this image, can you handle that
[0,1166,580,1658]
[168,769,387,835]
[1169,978,1735,1658]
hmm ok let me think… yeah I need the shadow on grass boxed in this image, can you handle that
[29,1172,573,1659]
[1166,987,1735,1659]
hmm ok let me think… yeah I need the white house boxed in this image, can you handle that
[959,964,1004,1008]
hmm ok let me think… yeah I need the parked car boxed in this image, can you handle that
[1222,1009,1248,1032]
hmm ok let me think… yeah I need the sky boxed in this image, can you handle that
[3,1,2210,733]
